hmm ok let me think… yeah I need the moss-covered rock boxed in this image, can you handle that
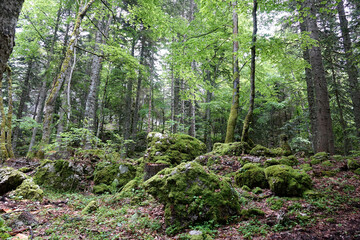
[264,165,312,197]
[82,200,98,214]
[211,142,251,156]
[34,159,93,191]
[240,208,265,219]
[347,159,360,170]
[250,145,272,156]
[10,179,43,201]
[143,161,240,233]
[0,167,27,195]
[144,132,207,166]
[235,163,268,189]
[310,152,329,165]
[279,134,292,156]
[300,164,312,172]
[354,168,360,175]
[93,161,136,194]
[279,155,299,166]
[93,183,110,194]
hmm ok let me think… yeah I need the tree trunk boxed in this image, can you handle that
[84,16,111,149]
[41,0,95,145]
[225,1,240,143]
[241,0,257,144]
[306,0,335,154]
[12,60,33,150]
[337,0,360,139]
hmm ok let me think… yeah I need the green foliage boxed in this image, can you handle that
[0,217,11,239]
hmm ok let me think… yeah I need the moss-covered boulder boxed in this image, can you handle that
[34,159,94,191]
[82,200,98,214]
[347,159,360,170]
[279,134,292,156]
[310,152,329,165]
[143,161,240,233]
[0,167,27,195]
[93,161,136,193]
[211,142,251,156]
[9,179,43,201]
[250,145,272,156]
[264,165,312,197]
[144,132,206,166]
[235,163,268,189]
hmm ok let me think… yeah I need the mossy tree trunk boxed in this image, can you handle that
[41,0,95,146]
[225,1,240,143]
[241,0,257,144]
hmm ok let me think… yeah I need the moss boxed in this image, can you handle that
[264,165,312,197]
[19,167,32,173]
[211,142,251,156]
[115,177,143,199]
[144,132,207,166]
[143,161,240,234]
[0,167,27,195]
[82,200,98,214]
[279,155,299,166]
[332,155,343,162]
[321,160,333,167]
[241,185,251,192]
[93,162,136,190]
[240,208,265,219]
[347,159,360,170]
[10,179,43,201]
[34,160,81,191]
[264,159,281,167]
[320,170,337,177]
[235,163,268,189]
[279,134,292,156]
[310,152,329,165]
[252,187,263,194]
[354,168,360,175]
[300,164,312,172]
[250,145,272,156]
[93,183,110,194]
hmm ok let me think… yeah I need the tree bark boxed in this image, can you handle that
[241,0,257,144]
[337,0,360,139]
[306,0,335,154]
[41,0,95,145]
[225,1,240,143]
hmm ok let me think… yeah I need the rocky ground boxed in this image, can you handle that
[1,153,360,240]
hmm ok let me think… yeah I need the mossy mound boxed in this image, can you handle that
[9,179,43,201]
[0,167,27,195]
[93,183,110,194]
[310,152,329,165]
[250,145,273,156]
[34,159,94,191]
[143,161,240,234]
[211,142,251,156]
[93,161,136,194]
[235,163,268,189]
[279,134,292,156]
[144,132,206,166]
[347,159,360,170]
[82,200,98,214]
[264,165,312,197]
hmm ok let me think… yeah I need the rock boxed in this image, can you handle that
[235,163,269,189]
[34,159,94,191]
[265,156,298,167]
[144,161,240,234]
[9,211,38,230]
[93,162,136,193]
[144,132,207,166]
[279,134,292,156]
[264,165,312,197]
[92,183,110,194]
[9,179,43,201]
[310,152,329,165]
[82,200,98,214]
[249,145,273,157]
[211,142,251,156]
[0,167,27,195]
[347,159,360,170]
[144,163,170,181]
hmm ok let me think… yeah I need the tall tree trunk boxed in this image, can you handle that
[173,75,181,133]
[41,0,95,146]
[189,61,196,137]
[306,0,335,154]
[84,16,111,149]
[225,1,240,143]
[241,0,257,144]
[12,59,33,150]
[204,69,213,151]
[337,0,360,139]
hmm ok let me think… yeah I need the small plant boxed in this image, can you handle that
[266,197,284,210]
[238,219,269,239]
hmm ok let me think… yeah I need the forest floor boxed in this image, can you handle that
[1,155,360,240]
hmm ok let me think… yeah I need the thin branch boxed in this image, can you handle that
[75,45,105,58]
[85,14,109,41]
[186,27,220,41]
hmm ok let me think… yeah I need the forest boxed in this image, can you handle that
[0,0,359,239]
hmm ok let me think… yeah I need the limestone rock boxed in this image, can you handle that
[10,179,43,201]
[0,167,27,195]
[144,161,240,234]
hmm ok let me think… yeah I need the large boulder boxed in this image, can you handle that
[0,167,27,195]
[144,161,240,234]
[211,142,251,156]
[144,132,206,166]
[264,165,312,197]
[235,163,269,189]
[34,159,94,191]
[93,161,136,194]
[9,179,43,201]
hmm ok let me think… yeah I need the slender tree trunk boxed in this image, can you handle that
[148,83,152,134]
[225,1,240,143]
[189,61,196,137]
[337,0,360,139]
[41,0,95,146]
[204,69,213,151]
[173,75,181,133]
[241,0,257,143]
[12,60,33,150]
[306,0,334,154]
